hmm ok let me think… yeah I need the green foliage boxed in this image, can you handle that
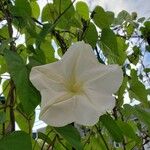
[92,6,114,29]
[0,0,149,149]
[76,2,89,20]
[0,131,32,150]
[55,125,83,150]
[4,50,40,114]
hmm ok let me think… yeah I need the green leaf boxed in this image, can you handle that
[15,110,35,133]
[54,125,83,150]
[135,106,150,131]
[30,1,40,19]
[100,114,123,142]
[115,10,131,25]
[0,131,32,150]
[117,76,128,106]
[12,0,32,17]
[126,24,135,37]
[4,50,40,114]
[123,104,150,131]
[84,135,107,150]
[129,70,149,106]
[0,55,7,74]
[84,22,98,48]
[92,6,114,29]
[0,25,9,39]
[76,2,89,20]
[144,68,150,73]
[42,3,58,22]
[137,17,145,23]
[116,120,137,140]
[116,37,128,64]
[0,111,6,124]
[53,0,75,19]
[38,132,52,144]
[100,28,127,64]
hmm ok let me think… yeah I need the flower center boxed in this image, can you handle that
[65,80,83,94]
[70,82,82,93]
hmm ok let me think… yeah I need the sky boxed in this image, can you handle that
[84,0,150,18]
[38,0,150,18]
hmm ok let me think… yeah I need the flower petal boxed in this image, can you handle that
[30,61,65,91]
[74,94,100,126]
[61,41,99,82]
[84,65,123,95]
[40,97,75,127]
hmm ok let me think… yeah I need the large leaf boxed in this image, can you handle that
[0,131,32,150]
[4,50,40,114]
[54,125,82,150]
[92,6,114,29]
[11,0,31,17]
[129,70,149,106]
[84,22,98,48]
[42,3,58,22]
[100,28,127,65]
[76,2,89,20]
[116,120,138,140]
[100,114,123,142]
[123,104,150,131]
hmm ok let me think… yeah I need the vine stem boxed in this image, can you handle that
[95,125,110,150]
[0,0,16,133]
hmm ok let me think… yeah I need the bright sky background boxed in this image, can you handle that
[38,0,150,18]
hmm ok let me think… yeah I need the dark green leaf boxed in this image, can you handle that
[12,0,32,17]
[115,10,131,25]
[117,76,128,106]
[42,3,58,22]
[84,22,98,48]
[54,125,82,150]
[100,28,127,64]
[129,70,149,106]
[116,120,138,140]
[100,114,123,142]
[144,68,150,73]
[0,131,32,150]
[4,50,40,114]
[92,6,114,29]
[0,111,6,124]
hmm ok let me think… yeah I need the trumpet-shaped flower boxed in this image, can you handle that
[30,41,123,127]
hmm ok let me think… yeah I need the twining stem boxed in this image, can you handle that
[0,0,16,133]
[95,125,110,150]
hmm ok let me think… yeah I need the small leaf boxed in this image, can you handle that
[84,22,98,48]
[42,3,57,22]
[144,68,150,73]
[129,70,149,106]
[54,125,82,150]
[0,131,32,150]
[30,1,40,19]
[115,10,131,25]
[0,111,6,124]
[76,2,89,20]
[93,6,114,29]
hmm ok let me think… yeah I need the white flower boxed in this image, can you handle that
[30,41,123,127]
